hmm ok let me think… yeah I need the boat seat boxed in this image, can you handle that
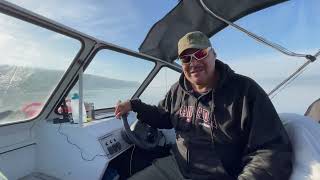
[305,98,320,123]
[18,172,60,180]
[280,113,320,180]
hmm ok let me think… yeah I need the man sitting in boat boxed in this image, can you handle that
[115,31,292,180]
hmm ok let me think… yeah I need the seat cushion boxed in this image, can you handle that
[280,113,320,180]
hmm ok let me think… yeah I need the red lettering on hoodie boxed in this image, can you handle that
[179,105,194,122]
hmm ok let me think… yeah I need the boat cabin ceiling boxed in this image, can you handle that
[139,0,288,62]
[0,0,319,179]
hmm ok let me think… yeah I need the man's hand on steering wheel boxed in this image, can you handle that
[115,100,132,119]
[114,99,161,150]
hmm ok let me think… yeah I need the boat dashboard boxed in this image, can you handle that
[34,112,137,180]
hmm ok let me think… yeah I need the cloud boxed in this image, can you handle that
[8,0,142,42]
[0,19,80,70]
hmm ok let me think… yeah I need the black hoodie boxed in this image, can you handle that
[130,60,292,180]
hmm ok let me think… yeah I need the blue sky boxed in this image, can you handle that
[213,0,320,60]
[4,0,319,61]
[16,0,320,52]
[7,0,177,50]
[4,0,319,64]
[1,0,320,113]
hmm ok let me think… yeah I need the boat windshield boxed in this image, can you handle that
[0,11,81,124]
[67,49,155,111]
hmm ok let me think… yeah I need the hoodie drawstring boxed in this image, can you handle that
[209,89,216,144]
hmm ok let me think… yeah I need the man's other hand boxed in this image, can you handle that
[114,100,132,119]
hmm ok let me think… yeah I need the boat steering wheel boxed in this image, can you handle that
[121,114,160,150]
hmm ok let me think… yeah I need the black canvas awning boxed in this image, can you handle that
[139,0,288,63]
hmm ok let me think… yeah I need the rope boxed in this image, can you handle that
[268,60,311,97]
[198,0,318,98]
[199,0,308,58]
[270,66,307,100]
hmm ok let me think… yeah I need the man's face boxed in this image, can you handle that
[180,47,216,86]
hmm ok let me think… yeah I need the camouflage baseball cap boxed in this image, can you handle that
[178,31,211,56]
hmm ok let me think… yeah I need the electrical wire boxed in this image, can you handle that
[57,123,108,161]
[129,144,136,176]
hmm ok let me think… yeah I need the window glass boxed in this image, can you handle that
[140,67,180,105]
[67,49,155,113]
[0,13,81,124]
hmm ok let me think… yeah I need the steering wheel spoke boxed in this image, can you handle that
[121,114,160,150]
